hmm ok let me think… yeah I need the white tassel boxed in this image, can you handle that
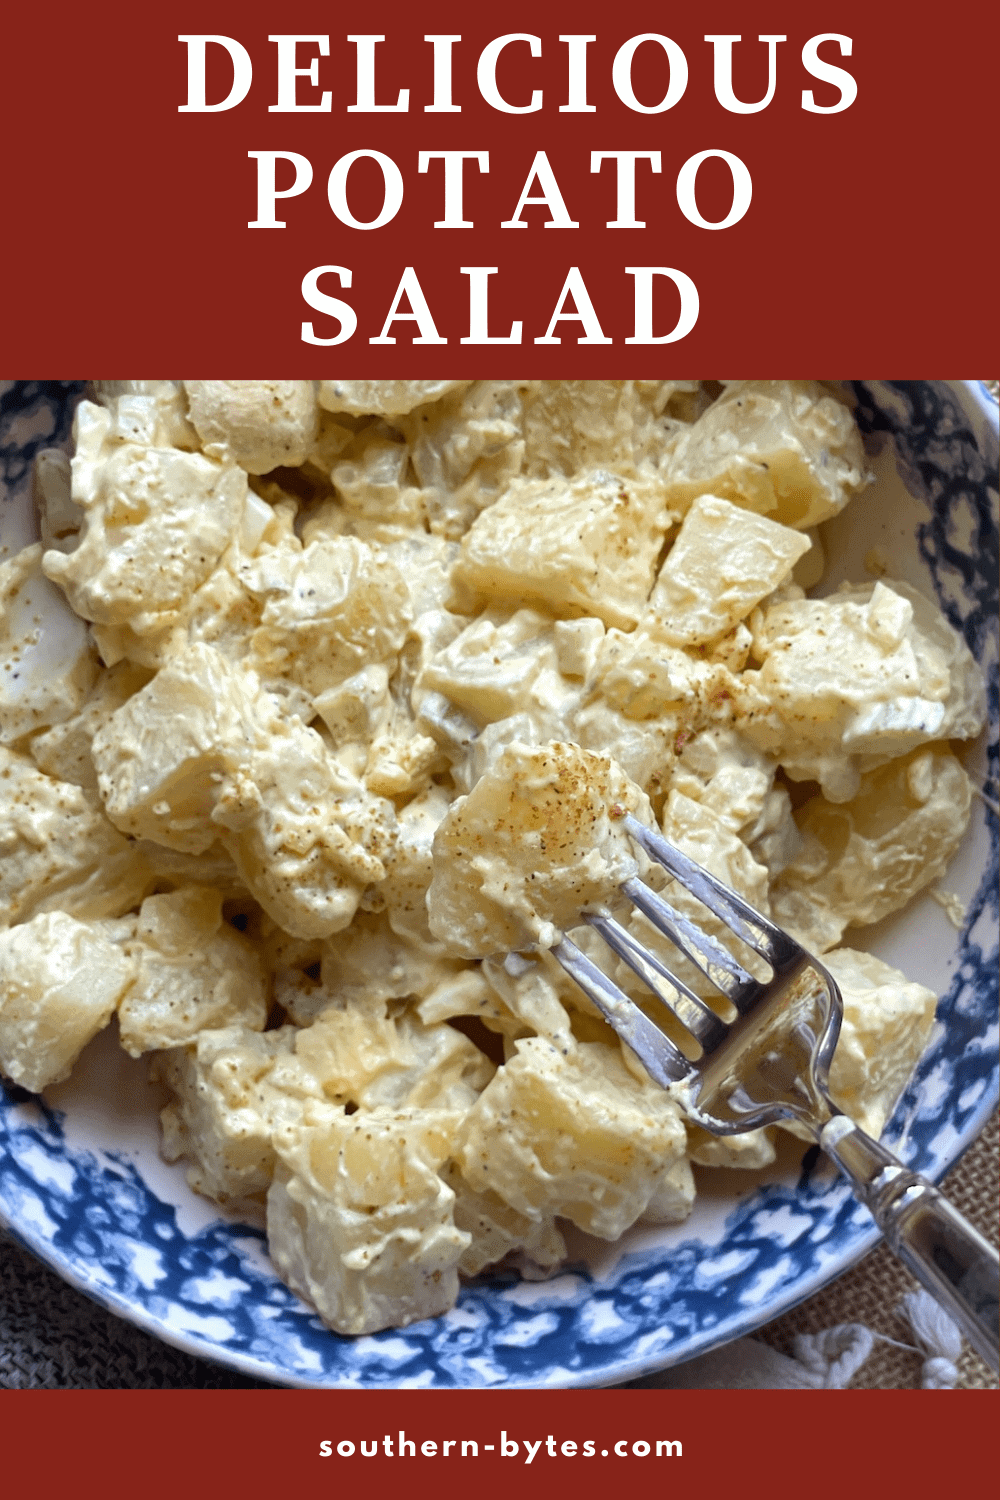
[640,1292,967,1389]
[792,1324,875,1387]
[899,1290,962,1389]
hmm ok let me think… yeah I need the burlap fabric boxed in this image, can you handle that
[2,1114,995,1390]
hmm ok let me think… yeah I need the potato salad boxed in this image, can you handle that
[0,379,987,1336]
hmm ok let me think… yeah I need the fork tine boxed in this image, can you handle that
[623,814,798,968]
[552,936,694,1089]
[583,910,730,1052]
[620,876,760,1012]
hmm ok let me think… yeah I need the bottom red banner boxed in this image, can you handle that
[2,1386,992,1495]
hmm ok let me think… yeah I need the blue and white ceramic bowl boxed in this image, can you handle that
[0,380,997,1388]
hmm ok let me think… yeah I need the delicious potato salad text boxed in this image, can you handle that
[0,380,986,1334]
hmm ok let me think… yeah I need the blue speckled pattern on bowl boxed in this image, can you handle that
[0,380,997,1388]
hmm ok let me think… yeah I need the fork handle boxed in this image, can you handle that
[820,1116,999,1371]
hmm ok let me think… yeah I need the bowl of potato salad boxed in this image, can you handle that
[0,379,996,1388]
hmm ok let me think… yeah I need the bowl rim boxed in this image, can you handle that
[1,376,997,1388]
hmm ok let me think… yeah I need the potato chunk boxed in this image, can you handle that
[0,544,98,744]
[246,536,412,697]
[824,948,936,1138]
[318,380,469,418]
[457,1038,687,1239]
[0,912,134,1091]
[0,747,150,928]
[650,494,810,645]
[771,747,972,953]
[416,608,570,732]
[428,740,652,956]
[91,642,391,938]
[43,401,246,627]
[518,379,695,479]
[452,471,671,629]
[737,580,986,800]
[29,660,151,791]
[664,380,869,528]
[185,380,318,473]
[444,1162,566,1277]
[118,886,269,1056]
[290,1000,494,1111]
[90,641,257,854]
[268,1106,467,1334]
[398,382,527,538]
[154,1025,310,1204]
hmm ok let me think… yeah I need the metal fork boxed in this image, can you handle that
[553,813,1000,1370]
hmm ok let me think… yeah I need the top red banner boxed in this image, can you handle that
[5,0,997,373]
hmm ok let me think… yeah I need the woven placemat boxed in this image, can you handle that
[1,1114,996,1389]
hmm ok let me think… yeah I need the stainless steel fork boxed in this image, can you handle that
[553,813,1000,1371]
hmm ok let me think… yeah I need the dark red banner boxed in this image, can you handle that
[5,0,997,371]
[2,1386,995,1493]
